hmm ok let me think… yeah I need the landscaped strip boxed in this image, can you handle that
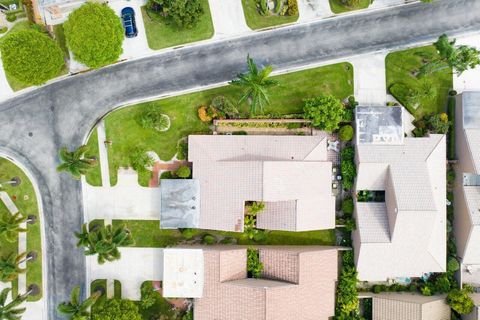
[241,0,299,30]
[94,62,353,186]
[85,128,102,187]
[328,0,371,14]
[141,0,214,50]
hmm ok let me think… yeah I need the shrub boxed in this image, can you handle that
[342,250,354,267]
[64,2,123,68]
[303,95,345,132]
[286,0,298,16]
[448,97,456,160]
[139,106,170,132]
[420,285,432,296]
[341,146,355,161]
[447,287,475,315]
[140,282,157,309]
[447,257,460,274]
[160,171,174,179]
[335,266,359,317]
[202,234,216,245]
[424,113,450,134]
[219,236,236,244]
[180,228,196,240]
[176,140,188,160]
[433,273,451,293]
[339,125,354,141]
[253,230,268,243]
[182,310,193,320]
[343,108,354,122]
[0,27,7,34]
[342,198,354,215]
[6,13,16,22]
[175,166,191,178]
[130,148,154,173]
[0,29,64,86]
[247,248,263,278]
[197,106,212,122]
[92,298,142,320]
[155,0,204,28]
[211,95,239,119]
[341,160,356,190]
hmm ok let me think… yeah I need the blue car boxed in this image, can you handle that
[121,7,138,38]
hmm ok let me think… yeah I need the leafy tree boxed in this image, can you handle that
[447,286,475,315]
[149,0,204,29]
[303,95,345,132]
[75,224,134,264]
[0,29,64,86]
[57,145,97,179]
[419,34,480,76]
[247,248,263,278]
[339,125,354,141]
[0,288,27,320]
[130,148,154,174]
[92,298,142,320]
[0,212,27,243]
[139,106,170,132]
[64,3,124,68]
[0,252,28,282]
[230,55,279,115]
[57,286,101,320]
[175,166,191,178]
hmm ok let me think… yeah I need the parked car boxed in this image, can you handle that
[121,7,137,38]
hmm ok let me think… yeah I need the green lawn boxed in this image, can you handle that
[113,220,336,247]
[241,0,299,30]
[385,45,453,119]
[329,0,371,13]
[141,1,214,50]
[0,21,69,92]
[90,62,352,186]
[0,158,43,301]
[85,128,102,187]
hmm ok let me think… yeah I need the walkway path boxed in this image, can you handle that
[208,0,250,38]
[1,1,480,318]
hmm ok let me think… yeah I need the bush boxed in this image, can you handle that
[342,198,354,215]
[6,13,16,22]
[343,108,354,122]
[64,2,123,68]
[0,29,64,86]
[341,146,355,161]
[130,148,154,173]
[447,257,460,274]
[139,106,170,132]
[175,166,191,178]
[0,27,7,34]
[160,171,174,179]
[303,95,345,132]
[341,160,356,190]
[180,228,196,240]
[247,248,263,278]
[286,0,298,16]
[448,97,456,160]
[424,113,450,134]
[339,125,354,141]
[176,140,188,160]
[342,250,354,267]
[202,234,216,245]
[197,106,212,122]
[211,96,239,119]
[92,298,142,320]
[140,282,157,309]
[182,310,193,320]
[447,287,475,315]
[335,266,359,317]
[152,0,204,28]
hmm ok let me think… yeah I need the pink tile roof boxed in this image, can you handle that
[193,246,338,320]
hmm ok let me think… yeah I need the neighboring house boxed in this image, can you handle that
[353,106,447,281]
[453,92,480,287]
[162,246,338,320]
[181,135,335,232]
[464,293,480,320]
[372,293,450,320]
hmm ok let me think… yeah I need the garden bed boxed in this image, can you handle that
[241,0,298,30]
[214,118,312,135]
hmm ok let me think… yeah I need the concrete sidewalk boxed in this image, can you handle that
[0,57,13,101]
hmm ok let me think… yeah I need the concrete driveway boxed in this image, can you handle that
[350,53,388,106]
[298,0,333,21]
[1,1,480,318]
[208,0,250,38]
[86,248,164,300]
[109,0,151,60]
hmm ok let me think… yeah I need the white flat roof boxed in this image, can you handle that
[162,249,204,298]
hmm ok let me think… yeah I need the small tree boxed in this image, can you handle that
[0,212,27,242]
[303,95,345,132]
[92,298,142,320]
[230,55,279,115]
[0,252,27,282]
[57,286,101,320]
[130,148,155,174]
[149,0,204,29]
[447,286,475,315]
[139,106,171,132]
[57,145,98,180]
[64,2,124,68]
[175,166,191,178]
[0,29,64,86]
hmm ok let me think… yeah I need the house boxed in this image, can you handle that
[184,135,336,232]
[353,106,447,281]
[453,92,480,287]
[371,293,450,320]
[162,246,338,320]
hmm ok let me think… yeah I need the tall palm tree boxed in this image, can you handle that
[0,213,27,243]
[75,224,135,264]
[56,145,97,180]
[0,253,28,282]
[230,55,279,115]
[0,288,27,320]
[57,286,101,320]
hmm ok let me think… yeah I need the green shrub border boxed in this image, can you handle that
[447,96,455,160]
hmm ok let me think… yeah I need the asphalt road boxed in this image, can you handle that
[0,0,479,318]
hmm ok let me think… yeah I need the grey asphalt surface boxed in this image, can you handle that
[0,0,479,318]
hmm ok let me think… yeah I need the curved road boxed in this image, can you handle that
[0,0,479,318]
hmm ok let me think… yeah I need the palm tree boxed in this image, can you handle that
[56,145,97,180]
[57,286,101,320]
[0,288,27,320]
[0,213,27,243]
[0,253,28,282]
[75,224,135,264]
[230,55,279,115]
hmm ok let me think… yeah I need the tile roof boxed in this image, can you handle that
[461,92,480,173]
[193,246,338,320]
[188,135,335,232]
[464,186,480,226]
[354,133,446,281]
[372,293,450,320]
